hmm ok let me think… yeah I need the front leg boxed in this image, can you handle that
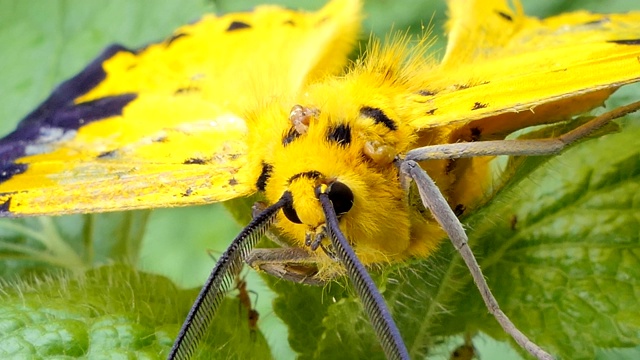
[401,160,554,360]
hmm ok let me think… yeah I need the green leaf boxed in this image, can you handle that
[0,265,272,359]
[475,124,640,359]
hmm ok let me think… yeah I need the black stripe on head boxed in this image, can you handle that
[360,106,397,131]
[256,162,273,191]
[496,11,513,21]
[282,127,300,146]
[326,124,351,147]
[288,171,323,184]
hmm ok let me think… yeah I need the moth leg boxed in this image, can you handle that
[401,160,553,360]
[245,247,327,286]
[406,100,640,161]
[249,202,330,285]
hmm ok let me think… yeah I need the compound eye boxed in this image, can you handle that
[327,181,354,215]
[283,201,303,224]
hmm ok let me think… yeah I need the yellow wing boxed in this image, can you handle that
[0,0,361,217]
[408,0,640,134]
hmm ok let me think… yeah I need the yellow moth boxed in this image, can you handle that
[1,0,640,359]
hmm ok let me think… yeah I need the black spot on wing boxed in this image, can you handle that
[418,89,437,96]
[471,102,488,110]
[256,162,273,191]
[282,127,300,146]
[496,11,513,21]
[227,21,251,31]
[181,187,194,197]
[426,108,437,115]
[283,19,295,26]
[360,106,397,131]
[97,150,118,159]
[183,157,208,165]
[608,39,640,45]
[174,86,200,94]
[0,163,27,183]
[228,178,238,186]
[326,124,351,147]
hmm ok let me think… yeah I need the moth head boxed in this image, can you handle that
[259,102,413,264]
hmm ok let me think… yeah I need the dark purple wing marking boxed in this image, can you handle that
[0,45,138,182]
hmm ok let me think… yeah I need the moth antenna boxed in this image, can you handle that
[401,160,553,360]
[168,192,291,360]
[316,186,410,360]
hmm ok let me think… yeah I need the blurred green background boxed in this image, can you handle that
[0,1,639,359]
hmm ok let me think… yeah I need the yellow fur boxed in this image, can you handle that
[255,37,446,273]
